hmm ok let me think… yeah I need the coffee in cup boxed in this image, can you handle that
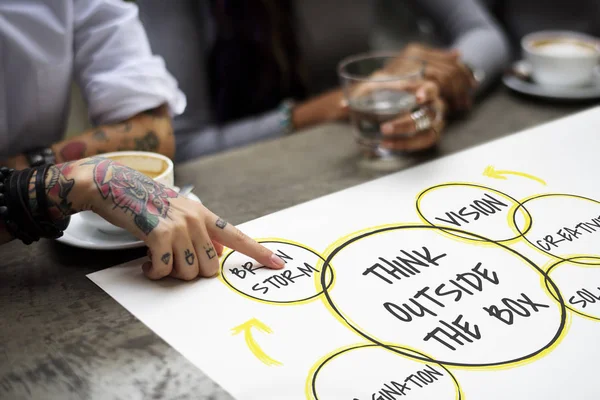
[522,31,600,87]
[103,153,173,184]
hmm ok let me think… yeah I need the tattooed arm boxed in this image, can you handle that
[0,157,285,281]
[53,104,175,162]
[2,105,175,169]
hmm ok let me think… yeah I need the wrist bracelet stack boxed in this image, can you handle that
[0,165,70,245]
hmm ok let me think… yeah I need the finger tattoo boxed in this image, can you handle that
[184,249,195,265]
[161,252,171,265]
[215,218,228,229]
[204,244,216,260]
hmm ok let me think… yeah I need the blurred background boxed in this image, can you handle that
[65,0,432,137]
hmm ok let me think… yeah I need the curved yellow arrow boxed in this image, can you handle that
[231,318,282,366]
[483,165,547,186]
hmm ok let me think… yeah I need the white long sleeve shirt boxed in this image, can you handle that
[0,0,186,159]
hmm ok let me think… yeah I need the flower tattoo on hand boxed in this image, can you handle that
[85,158,178,235]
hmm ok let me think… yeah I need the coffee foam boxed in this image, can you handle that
[533,40,597,57]
[108,155,168,179]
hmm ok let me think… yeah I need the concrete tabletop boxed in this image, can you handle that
[0,89,592,400]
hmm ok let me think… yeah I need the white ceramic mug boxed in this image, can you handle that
[522,31,600,87]
[79,151,174,235]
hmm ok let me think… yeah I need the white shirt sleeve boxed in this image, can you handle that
[72,0,186,125]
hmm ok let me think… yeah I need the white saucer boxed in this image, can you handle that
[56,190,201,250]
[503,60,600,100]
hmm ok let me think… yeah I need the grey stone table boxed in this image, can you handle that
[0,89,593,400]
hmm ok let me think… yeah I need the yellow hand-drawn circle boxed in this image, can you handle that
[545,257,600,321]
[219,238,333,305]
[316,224,568,369]
[306,343,463,400]
[512,193,600,265]
[416,183,531,244]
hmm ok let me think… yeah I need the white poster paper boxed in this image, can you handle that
[90,107,600,400]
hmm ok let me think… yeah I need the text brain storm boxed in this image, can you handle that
[221,241,329,304]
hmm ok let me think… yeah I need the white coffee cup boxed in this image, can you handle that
[522,31,600,87]
[79,151,174,235]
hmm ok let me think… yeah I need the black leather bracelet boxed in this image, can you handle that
[6,170,38,244]
[35,164,52,218]
[33,164,69,238]
[17,168,42,242]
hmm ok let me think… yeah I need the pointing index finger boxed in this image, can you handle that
[208,214,285,270]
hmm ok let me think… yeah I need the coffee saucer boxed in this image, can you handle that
[56,189,201,250]
[503,60,600,100]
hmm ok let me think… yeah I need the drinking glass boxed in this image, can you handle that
[338,53,427,157]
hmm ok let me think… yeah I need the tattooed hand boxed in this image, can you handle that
[54,157,285,280]
[83,158,178,235]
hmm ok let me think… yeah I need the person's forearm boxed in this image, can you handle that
[292,90,347,130]
[2,106,175,170]
[52,105,175,163]
[176,93,347,162]
[405,0,511,92]
[454,28,511,94]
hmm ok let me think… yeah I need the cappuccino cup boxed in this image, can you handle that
[522,31,600,87]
